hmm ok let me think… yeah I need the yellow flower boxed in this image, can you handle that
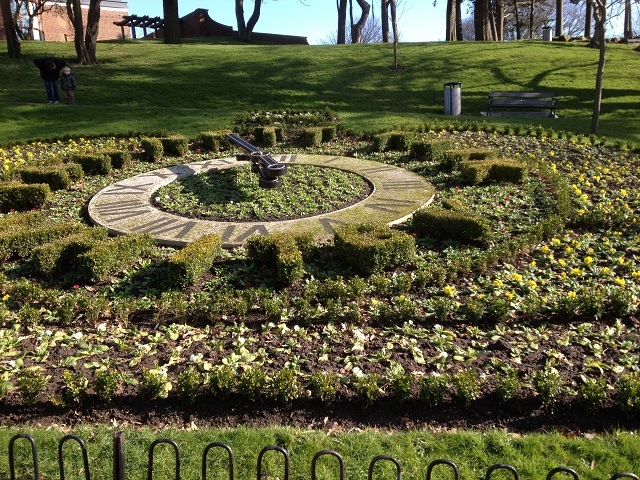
[511,273,523,282]
[558,259,566,266]
[540,246,550,254]
[584,256,594,265]
[525,280,537,289]
[529,261,537,267]
[1,294,9,302]
[566,247,574,254]
[493,279,504,287]
[443,286,456,297]
[615,278,626,286]
[567,291,577,299]
[571,268,583,276]
[551,238,561,245]
[603,267,611,275]
[504,290,514,300]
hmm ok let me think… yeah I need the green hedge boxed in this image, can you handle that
[101,149,132,169]
[0,182,51,213]
[0,222,85,260]
[200,130,232,152]
[333,223,415,275]
[441,148,498,172]
[76,234,155,283]
[31,227,110,278]
[460,159,528,185]
[322,126,337,142]
[253,127,283,147]
[409,138,454,161]
[72,153,112,175]
[372,131,416,152]
[168,234,223,288]
[18,165,71,191]
[412,207,491,244]
[160,135,189,157]
[303,127,323,147]
[247,233,308,286]
[140,137,164,162]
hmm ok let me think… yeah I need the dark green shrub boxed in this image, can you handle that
[412,207,491,244]
[354,373,380,407]
[160,134,189,157]
[460,159,527,185]
[0,182,51,212]
[322,126,337,142]
[372,132,392,152]
[452,370,482,406]
[200,130,232,152]
[94,367,121,403]
[168,234,222,288]
[140,137,164,162]
[410,138,453,160]
[494,369,521,403]
[373,131,416,152]
[303,127,323,147]
[441,148,498,172]
[208,364,236,399]
[333,223,415,275]
[16,368,48,405]
[102,149,132,169]
[237,366,268,401]
[270,367,301,404]
[246,233,306,286]
[531,368,563,405]
[76,233,155,283]
[388,370,414,404]
[616,372,640,412]
[577,376,607,412]
[175,367,204,405]
[309,371,340,403]
[18,165,73,191]
[1,222,84,260]
[61,370,89,406]
[253,126,283,145]
[31,227,110,278]
[139,367,171,400]
[72,153,112,175]
[419,373,449,407]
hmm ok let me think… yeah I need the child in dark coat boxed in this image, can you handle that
[33,57,66,104]
[60,66,77,104]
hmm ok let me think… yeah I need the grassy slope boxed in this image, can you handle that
[0,39,638,144]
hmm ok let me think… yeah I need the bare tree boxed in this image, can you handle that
[322,13,384,43]
[235,0,262,42]
[66,0,89,64]
[555,0,564,35]
[1,0,21,58]
[163,0,181,43]
[337,0,348,43]
[447,0,458,39]
[84,0,101,63]
[351,0,371,43]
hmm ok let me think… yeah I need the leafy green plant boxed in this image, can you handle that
[94,367,121,403]
[309,371,340,403]
[208,364,236,399]
[531,368,563,405]
[139,366,172,401]
[494,369,521,404]
[419,374,449,407]
[451,370,482,407]
[237,366,268,402]
[354,373,380,408]
[388,368,414,404]
[616,372,640,413]
[61,369,89,406]
[175,367,203,405]
[16,368,48,405]
[577,376,608,412]
[270,367,301,404]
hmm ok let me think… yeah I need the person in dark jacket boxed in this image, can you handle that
[60,66,77,105]
[33,57,66,104]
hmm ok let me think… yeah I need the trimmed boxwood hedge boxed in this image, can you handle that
[0,222,85,260]
[333,223,415,275]
[412,207,491,244]
[168,234,223,288]
[0,182,51,213]
[72,153,112,175]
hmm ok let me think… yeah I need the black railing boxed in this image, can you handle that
[3,432,639,480]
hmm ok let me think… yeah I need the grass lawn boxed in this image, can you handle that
[0,39,638,145]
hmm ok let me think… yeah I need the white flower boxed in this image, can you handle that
[97,323,107,332]
[72,331,83,340]
[352,366,364,378]
[190,353,203,363]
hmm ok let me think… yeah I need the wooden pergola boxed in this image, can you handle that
[113,15,164,39]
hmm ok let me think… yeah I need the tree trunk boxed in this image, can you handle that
[245,0,262,42]
[584,0,592,37]
[381,0,390,42]
[163,0,182,44]
[1,0,21,58]
[235,0,247,41]
[84,0,101,64]
[623,0,632,38]
[446,0,457,40]
[514,0,522,39]
[337,0,348,44]
[495,0,504,40]
[67,0,89,64]
[529,0,535,38]
[555,0,563,37]
[455,0,463,40]
[590,0,606,134]
[390,0,398,67]
[351,0,370,43]
[474,0,486,40]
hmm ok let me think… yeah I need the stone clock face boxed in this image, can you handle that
[88,154,435,248]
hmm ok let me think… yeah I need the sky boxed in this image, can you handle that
[123,0,448,45]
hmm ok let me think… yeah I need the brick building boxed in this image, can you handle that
[0,0,129,41]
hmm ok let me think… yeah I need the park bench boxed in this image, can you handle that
[487,92,558,117]
[225,133,288,188]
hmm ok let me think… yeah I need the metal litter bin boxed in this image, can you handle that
[444,81,462,115]
[542,26,552,41]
